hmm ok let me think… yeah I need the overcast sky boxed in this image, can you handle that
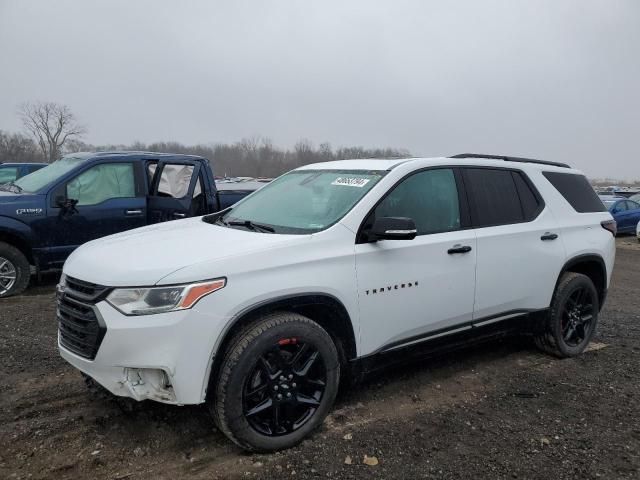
[1,0,639,179]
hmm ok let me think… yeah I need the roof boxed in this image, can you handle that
[296,155,576,173]
[67,151,204,161]
[0,162,47,166]
[298,158,414,171]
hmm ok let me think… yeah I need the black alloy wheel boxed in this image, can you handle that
[560,286,595,347]
[534,272,600,358]
[210,312,340,452]
[243,339,327,436]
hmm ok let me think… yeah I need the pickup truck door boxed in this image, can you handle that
[354,168,477,356]
[43,161,147,267]
[147,160,202,223]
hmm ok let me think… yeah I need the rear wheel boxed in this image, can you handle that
[0,242,30,298]
[534,272,599,358]
[210,312,340,452]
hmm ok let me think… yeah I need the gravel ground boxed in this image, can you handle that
[1,237,639,479]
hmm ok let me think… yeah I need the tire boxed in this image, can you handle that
[210,312,340,452]
[534,272,599,358]
[0,241,30,298]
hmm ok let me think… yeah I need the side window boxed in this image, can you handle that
[154,164,195,198]
[542,171,606,213]
[67,163,136,206]
[628,200,640,211]
[373,168,460,235]
[617,201,630,212]
[0,167,18,184]
[512,172,542,220]
[463,168,524,227]
[147,162,158,190]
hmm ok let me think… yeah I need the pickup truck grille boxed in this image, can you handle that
[57,276,110,360]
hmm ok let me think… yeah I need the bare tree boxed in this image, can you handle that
[19,101,86,162]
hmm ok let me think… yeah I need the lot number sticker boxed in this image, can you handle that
[331,177,371,188]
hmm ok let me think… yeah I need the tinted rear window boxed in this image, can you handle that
[542,172,606,213]
[463,168,524,227]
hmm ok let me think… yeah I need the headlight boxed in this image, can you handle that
[106,278,226,316]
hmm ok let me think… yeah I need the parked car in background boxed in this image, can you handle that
[0,151,260,297]
[58,153,615,452]
[0,162,46,184]
[600,196,640,235]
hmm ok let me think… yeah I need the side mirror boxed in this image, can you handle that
[55,195,67,208]
[370,217,417,241]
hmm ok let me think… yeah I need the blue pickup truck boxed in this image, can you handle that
[0,151,258,297]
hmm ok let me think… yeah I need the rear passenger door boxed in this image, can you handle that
[147,160,201,223]
[463,168,566,320]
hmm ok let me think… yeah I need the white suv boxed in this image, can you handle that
[57,154,616,451]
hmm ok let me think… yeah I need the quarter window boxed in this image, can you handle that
[67,163,136,206]
[542,171,606,213]
[372,168,461,235]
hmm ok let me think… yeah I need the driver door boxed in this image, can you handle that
[43,161,147,266]
[355,168,477,356]
[147,160,202,223]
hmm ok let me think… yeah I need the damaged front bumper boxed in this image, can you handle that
[58,300,228,405]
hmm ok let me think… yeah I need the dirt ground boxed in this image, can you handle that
[1,237,639,480]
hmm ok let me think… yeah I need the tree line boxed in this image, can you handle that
[0,131,411,178]
[1,101,411,178]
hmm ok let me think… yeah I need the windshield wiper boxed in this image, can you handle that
[8,182,23,193]
[228,220,275,233]
[0,182,23,193]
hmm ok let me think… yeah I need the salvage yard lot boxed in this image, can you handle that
[1,238,639,479]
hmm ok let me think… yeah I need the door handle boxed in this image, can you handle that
[447,244,472,254]
[541,232,558,241]
[125,209,143,216]
[173,212,186,218]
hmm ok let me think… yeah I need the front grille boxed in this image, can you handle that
[57,276,110,360]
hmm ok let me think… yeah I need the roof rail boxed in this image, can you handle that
[450,153,570,169]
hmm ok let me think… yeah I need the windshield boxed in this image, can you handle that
[602,200,617,209]
[14,155,88,193]
[217,169,386,234]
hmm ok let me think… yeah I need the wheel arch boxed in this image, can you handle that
[0,228,34,264]
[556,254,607,308]
[204,293,357,401]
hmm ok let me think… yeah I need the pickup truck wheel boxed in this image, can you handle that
[210,312,340,452]
[0,242,30,298]
[534,272,599,358]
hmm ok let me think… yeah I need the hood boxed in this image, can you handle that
[63,217,307,286]
[0,190,31,202]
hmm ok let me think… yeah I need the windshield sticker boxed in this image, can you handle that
[331,177,371,188]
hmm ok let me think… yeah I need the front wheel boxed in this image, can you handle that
[0,242,30,298]
[210,312,340,452]
[534,272,599,358]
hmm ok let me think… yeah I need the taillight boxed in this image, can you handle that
[601,219,617,236]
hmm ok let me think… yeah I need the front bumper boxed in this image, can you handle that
[58,298,229,405]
